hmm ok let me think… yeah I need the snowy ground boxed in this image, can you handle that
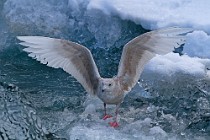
[0,0,210,140]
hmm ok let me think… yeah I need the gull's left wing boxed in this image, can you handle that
[117,27,193,92]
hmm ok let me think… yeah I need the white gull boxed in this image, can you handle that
[17,27,193,127]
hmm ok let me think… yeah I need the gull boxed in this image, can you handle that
[17,27,193,127]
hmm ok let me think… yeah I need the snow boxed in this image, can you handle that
[145,53,210,77]
[184,31,210,59]
[88,0,210,33]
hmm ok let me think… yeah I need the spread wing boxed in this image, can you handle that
[117,27,193,92]
[17,36,101,95]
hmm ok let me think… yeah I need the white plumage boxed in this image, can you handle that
[17,27,193,127]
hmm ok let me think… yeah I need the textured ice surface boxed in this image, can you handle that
[0,82,48,140]
[3,0,69,36]
[68,119,170,140]
[1,0,210,140]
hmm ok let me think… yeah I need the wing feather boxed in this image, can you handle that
[17,36,101,95]
[117,27,193,92]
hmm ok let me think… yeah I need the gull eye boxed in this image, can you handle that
[108,83,112,86]
[102,89,105,92]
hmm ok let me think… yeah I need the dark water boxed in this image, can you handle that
[0,0,210,140]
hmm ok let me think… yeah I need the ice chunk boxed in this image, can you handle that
[80,103,100,121]
[69,125,133,140]
[150,126,167,137]
[197,97,210,110]
[184,31,210,59]
[83,104,96,114]
[68,120,170,140]
[144,53,210,77]
[83,94,104,110]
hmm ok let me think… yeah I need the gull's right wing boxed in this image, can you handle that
[17,36,101,95]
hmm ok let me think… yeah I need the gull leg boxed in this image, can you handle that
[102,103,112,120]
[109,104,120,128]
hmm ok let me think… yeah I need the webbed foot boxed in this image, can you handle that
[109,121,119,128]
[102,114,112,120]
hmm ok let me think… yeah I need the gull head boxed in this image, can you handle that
[101,78,117,93]
[97,77,124,105]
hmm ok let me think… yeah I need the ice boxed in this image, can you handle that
[3,0,131,51]
[69,125,133,140]
[149,126,167,137]
[3,0,69,36]
[88,0,210,33]
[197,97,210,110]
[144,53,210,77]
[1,0,210,139]
[184,31,210,59]
[68,110,191,140]
[83,103,97,114]
[4,0,209,60]
[68,117,170,140]
[0,83,48,139]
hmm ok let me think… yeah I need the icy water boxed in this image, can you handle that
[0,0,210,140]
